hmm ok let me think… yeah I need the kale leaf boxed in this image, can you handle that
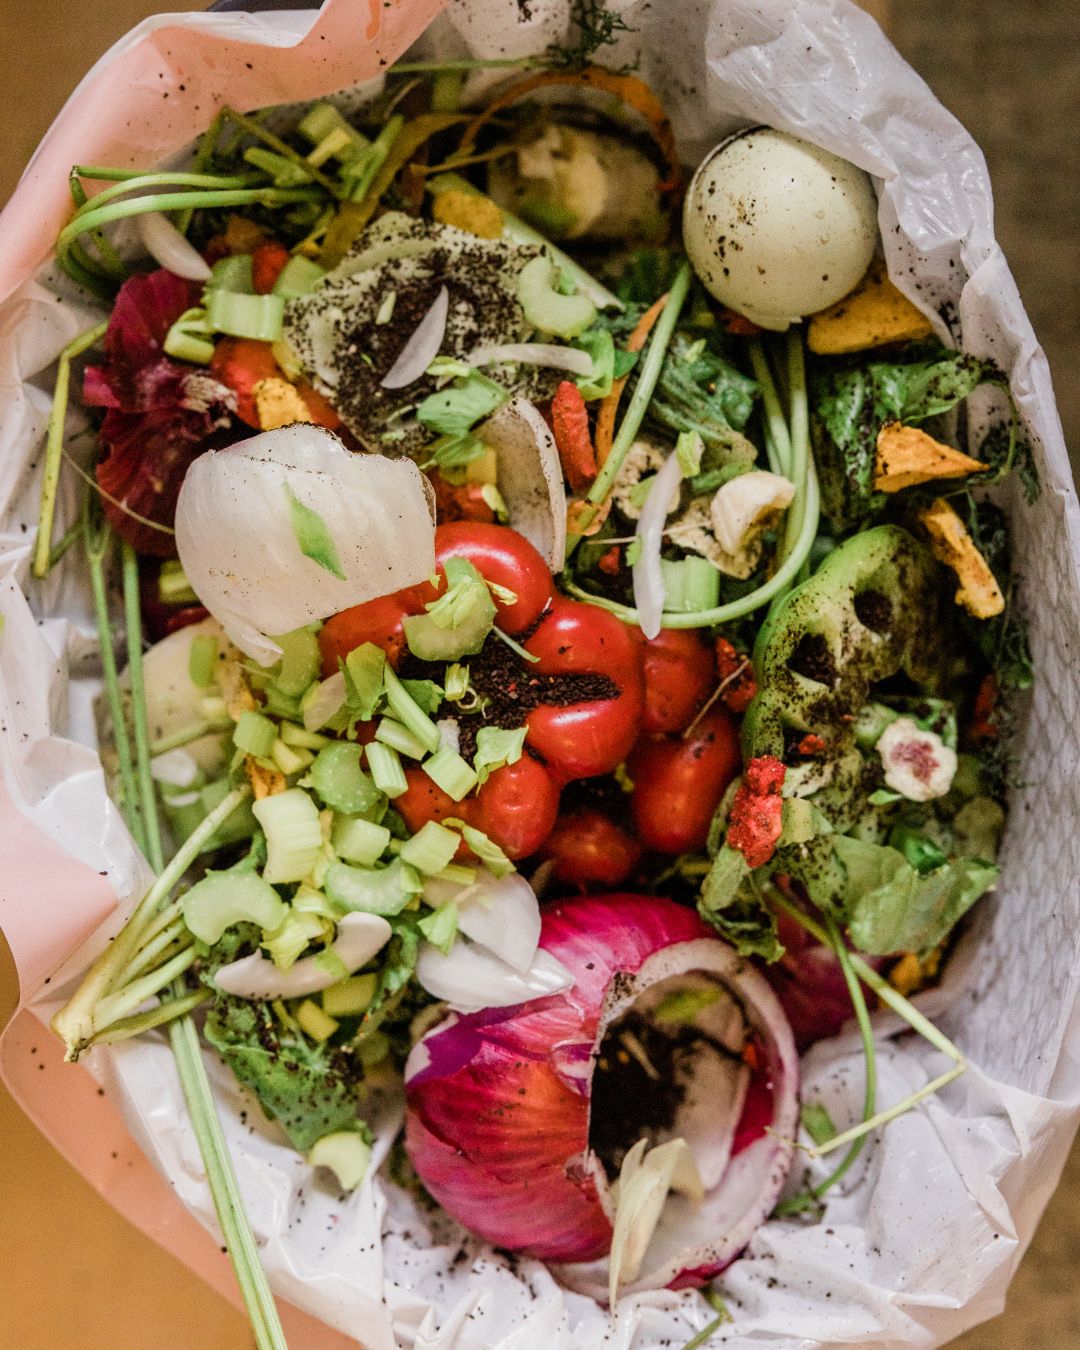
[647,333,759,462]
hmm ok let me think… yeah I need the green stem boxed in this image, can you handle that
[565,261,693,556]
[122,541,163,872]
[218,106,343,198]
[73,170,259,215]
[150,718,234,756]
[122,917,189,983]
[564,327,820,627]
[811,914,876,1197]
[68,170,127,280]
[95,943,198,1026]
[47,519,84,569]
[749,339,793,477]
[32,322,107,579]
[391,56,546,73]
[89,987,211,1046]
[84,505,144,848]
[176,109,228,234]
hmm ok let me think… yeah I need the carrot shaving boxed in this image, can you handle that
[457,67,681,191]
[595,292,669,465]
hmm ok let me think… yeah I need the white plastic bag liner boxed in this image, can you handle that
[1,1,1078,1347]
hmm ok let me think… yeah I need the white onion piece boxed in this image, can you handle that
[136,211,212,282]
[480,397,566,571]
[466,343,595,376]
[379,285,449,388]
[175,425,436,665]
[424,868,541,973]
[141,617,228,774]
[213,913,392,1000]
[632,451,684,639]
[415,940,571,1013]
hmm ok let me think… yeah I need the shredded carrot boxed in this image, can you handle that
[551,381,598,493]
[457,67,681,191]
[567,495,611,538]
[595,292,669,465]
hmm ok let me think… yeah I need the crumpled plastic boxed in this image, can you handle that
[1,1,1078,1347]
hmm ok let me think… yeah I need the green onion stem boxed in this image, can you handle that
[84,505,144,846]
[115,534,287,1350]
[218,106,343,198]
[390,56,546,73]
[89,987,211,1046]
[58,186,322,275]
[681,1293,732,1350]
[32,322,108,579]
[73,169,260,215]
[565,260,693,557]
[122,541,163,872]
[68,171,127,280]
[47,518,84,569]
[121,917,189,984]
[749,339,793,478]
[770,892,966,1162]
[175,109,227,234]
[56,247,116,301]
[150,718,234,756]
[95,943,198,1026]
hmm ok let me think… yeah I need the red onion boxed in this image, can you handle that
[380,285,449,388]
[632,452,684,639]
[404,894,798,1296]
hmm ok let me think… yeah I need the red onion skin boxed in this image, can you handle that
[405,896,763,1265]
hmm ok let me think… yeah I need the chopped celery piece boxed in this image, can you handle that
[279,721,331,750]
[263,908,329,970]
[322,972,377,1018]
[422,746,478,802]
[272,255,325,300]
[271,627,322,699]
[434,862,477,886]
[309,742,382,815]
[516,255,596,339]
[301,674,347,732]
[331,814,391,866]
[340,115,403,203]
[253,788,322,883]
[297,102,367,154]
[325,857,419,917]
[206,288,285,342]
[460,824,514,878]
[261,686,302,722]
[163,306,214,364]
[399,820,461,876]
[197,777,258,850]
[383,666,441,753]
[402,564,496,663]
[418,899,459,955]
[660,556,721,614]
[181,870,286,944]
[472,725,526,785]
[307,1131,370,1191]
[307,126,357,167]
[270,738,313,777]
[344,642,386,722]
[365,742,408,798]
[200,694,228,721]
[400,679,443,715]
[297,999,339,1042]
[233,710,277,759]
[243,146,313,187]
[292,882,336,920]
[206,254,254,294]
[188,633,219,689]
[375,717,428,759]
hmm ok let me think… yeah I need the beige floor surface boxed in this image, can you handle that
[1,0,1078,1346]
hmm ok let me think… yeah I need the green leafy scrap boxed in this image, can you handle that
[284,485,347,580]
[647,333,759,462]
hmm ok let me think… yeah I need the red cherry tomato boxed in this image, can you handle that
[541,809,642,888]
[251,240,290,294]
[415,523,554,635]
[474,756,561,860]
[319,587,426,674]
[639,628,716,735]
[628,708,742,854]
[523,597,644,783]
[397,755,559,861]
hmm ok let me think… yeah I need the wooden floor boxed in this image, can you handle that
[1,0,1077,1345]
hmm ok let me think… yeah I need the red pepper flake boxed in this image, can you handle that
[969,673,1000,743]
[741,1040,760,1070]
[551,381,598,494]
[728,755,786,868]
[598,544,623,577]
[251,240,291,295]
[715,637,757,714]
[795,733,827,758]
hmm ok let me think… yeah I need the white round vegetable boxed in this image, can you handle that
[683,128,878,330]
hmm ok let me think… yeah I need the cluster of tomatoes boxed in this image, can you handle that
[319,522,747,888]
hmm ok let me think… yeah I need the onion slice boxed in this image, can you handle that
[478,397,566,572]
[632,451,684,639]
[380,285,449,389]
[466,343,595,376]
[136,212,212,282]
[404,894,799,1291]
[175,424,436,665]
[213,913,392,1000]
[425,868,541,973]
